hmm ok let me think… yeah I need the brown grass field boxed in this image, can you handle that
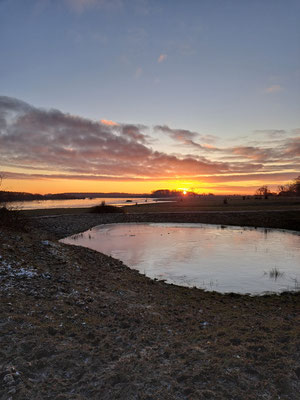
[20,195,300,217]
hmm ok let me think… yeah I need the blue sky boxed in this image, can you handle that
[0,0,299,193]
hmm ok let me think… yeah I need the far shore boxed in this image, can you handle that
[20,195,300,215]
[20,196,300,234]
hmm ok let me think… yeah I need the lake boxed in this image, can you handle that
[60,223,300,295]
[6,197,164,210]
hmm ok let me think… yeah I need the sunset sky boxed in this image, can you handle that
[0,0,299,194]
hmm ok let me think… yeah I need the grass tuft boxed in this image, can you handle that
[268,267,284,280]
[89,202,125,214]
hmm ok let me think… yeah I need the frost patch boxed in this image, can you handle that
[0,259,37,279]
[13,268,37,278]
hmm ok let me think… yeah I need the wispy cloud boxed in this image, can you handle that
[155,124,203,150]
[254,129,287,138]
[264,84,283,94]
[157,54,167,63]
[155,125,219,151]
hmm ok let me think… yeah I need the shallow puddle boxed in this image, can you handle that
[61,223,300,295]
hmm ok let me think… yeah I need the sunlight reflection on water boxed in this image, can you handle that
[6,197,168,210]
[61,223,300,295]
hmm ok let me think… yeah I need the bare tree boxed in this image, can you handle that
[289,176,300,195]
[255,185,271,197]
[277,184,286,194]
[277,176,300,196]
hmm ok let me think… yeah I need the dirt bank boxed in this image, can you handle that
[32,210,300,240]
[0,212,299,399]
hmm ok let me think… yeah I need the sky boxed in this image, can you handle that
[0,0,299,194]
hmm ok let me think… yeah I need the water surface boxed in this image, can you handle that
[7,197,165,210]
[61,223,300,295]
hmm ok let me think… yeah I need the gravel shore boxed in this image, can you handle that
[0,211,299,399]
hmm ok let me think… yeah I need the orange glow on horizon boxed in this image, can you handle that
[1,176,290,196]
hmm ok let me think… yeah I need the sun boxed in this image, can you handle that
[178,188,188,195]
[177,187,189,195]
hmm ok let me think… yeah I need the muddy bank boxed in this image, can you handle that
[0,212,300,399]
[33,210,300,240]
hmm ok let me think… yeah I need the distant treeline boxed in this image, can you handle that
[255,176,300,197]
[0,191,151,203]
[150,189,197,197]
[0,191,78,202]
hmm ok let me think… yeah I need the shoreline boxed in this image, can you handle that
[1,210,299,399]
[32,209,300,240]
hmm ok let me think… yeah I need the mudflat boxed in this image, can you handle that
[0,209,299,399]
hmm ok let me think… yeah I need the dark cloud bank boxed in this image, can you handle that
[0,96,299,184]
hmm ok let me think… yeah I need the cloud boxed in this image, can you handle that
[292,128,300,136]
[231,146,276,162]
[193,172,300,184]
[155,125,219,151]
[201,134,218,144]
[264,85,283,94]
[1,97,298,186]
[155,125,197,141]
[157,54,167,63]
[283,137,300,157]
[119,124,150,144]
[101,119,119,126]
[0,96,244,182]
[155,124,204,150]
[254,129,287,138]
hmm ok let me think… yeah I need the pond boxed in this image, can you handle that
[60,223,300,295]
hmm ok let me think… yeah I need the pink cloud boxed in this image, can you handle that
[101,119,119,126]
[157,54,167,63]
[264,85,283,94]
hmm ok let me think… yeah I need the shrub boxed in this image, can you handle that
[0,206,30,231]
[89,203,125,214]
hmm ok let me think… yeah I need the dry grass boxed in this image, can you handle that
[19,196,300,218]
[123,196,300,214]
[0,206,30,231]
